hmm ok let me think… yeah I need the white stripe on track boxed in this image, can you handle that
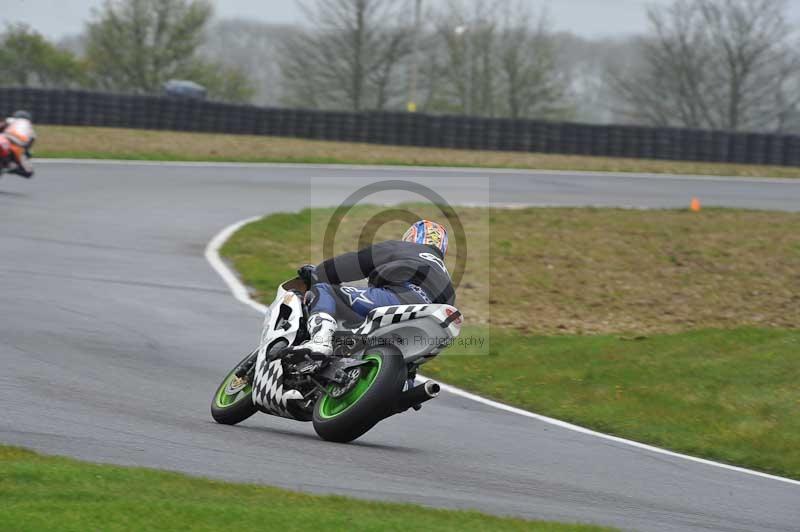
[204,216,266,314]
[206,215,800,488]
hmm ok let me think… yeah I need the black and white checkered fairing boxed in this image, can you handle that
[352,304,430,336]
[252,357,291,417]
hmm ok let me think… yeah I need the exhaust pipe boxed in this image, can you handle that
[392,380,440,414]
[423,380,440,397]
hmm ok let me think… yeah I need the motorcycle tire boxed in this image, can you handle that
[312,346,406,443]
[211,351,259,425]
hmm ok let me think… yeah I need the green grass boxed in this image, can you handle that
[221,206,800,479]
[222,205,800,334]
[424,326,800,478]
[0,446,612,532]
[34,125,800,178]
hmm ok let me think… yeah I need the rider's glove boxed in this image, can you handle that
[297,264,318,288]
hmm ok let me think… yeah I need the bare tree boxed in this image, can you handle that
[370,25,412,110]
[611,0,800,132]
[277,0,569,117]
[432,0,500,116]
[700,0,799,131]
[558,33,638,123]
[278,0,412,111]
[201,19,295,106]
[426,0,569,119]
[496,5,568,119]
[772,55,800,133]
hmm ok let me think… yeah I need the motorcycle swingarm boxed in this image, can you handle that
[316,357,372,384]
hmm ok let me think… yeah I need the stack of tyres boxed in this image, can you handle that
[1,87,800,168]
[783,136,800,166]
[729,133,748,164]
[764,134,785,167]
[745,134,766,165]
[465,117,482,150]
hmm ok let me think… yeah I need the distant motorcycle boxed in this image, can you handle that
[211,277,462,443]
[0,110,36,179]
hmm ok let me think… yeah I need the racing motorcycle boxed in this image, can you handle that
[211,277,462,443]
[0,113,35,179]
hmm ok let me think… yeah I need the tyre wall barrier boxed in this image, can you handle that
[3,87,799,166]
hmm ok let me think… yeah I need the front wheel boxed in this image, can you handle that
[211,351,258,425]
[312,348,406,443]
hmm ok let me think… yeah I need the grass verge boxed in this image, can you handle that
[35,125,800,178]
[0,446,612,532]
[221,206,800,479]
[424,326,800,479]
[221,205,800,334]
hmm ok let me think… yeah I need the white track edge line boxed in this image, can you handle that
[205,215,800,488]
[204,216,267,314]
[36,157,800,185]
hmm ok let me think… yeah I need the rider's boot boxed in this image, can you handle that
[303,312,337,357]
[281,312,336,403]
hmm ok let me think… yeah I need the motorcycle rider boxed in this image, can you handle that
[295,220,455,358]
[0,110,36,178]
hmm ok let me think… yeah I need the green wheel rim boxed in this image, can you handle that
[318,354,382,419]
[215,370,253,408]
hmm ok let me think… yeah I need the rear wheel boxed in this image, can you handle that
[211,351,258,425]
[312,348,406,443]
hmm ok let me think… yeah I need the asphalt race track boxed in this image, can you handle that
[1,161,799,532]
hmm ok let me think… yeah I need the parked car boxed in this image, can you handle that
[163,80,207,100]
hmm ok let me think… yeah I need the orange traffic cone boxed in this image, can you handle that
[690,197,701,212]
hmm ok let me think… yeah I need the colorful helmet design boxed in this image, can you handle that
[402,220,449,255]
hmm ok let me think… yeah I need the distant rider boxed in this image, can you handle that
[295,220,455,357]
[0,110,36,178]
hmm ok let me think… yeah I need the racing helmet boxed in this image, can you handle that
[402,220,448,256]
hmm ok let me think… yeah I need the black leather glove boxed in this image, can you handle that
[297,264,318,288]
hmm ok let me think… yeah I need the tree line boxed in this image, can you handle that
[1,0,254,103]
[3,0,799,133]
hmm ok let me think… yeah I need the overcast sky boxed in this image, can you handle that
[3,0,800,40]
